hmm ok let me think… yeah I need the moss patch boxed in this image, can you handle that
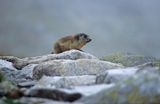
[3,98,22,104]
[101,52,158,67]
[128,87,148,104]
[0,72,5,82]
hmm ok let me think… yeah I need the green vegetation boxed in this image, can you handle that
[0,72,5,82]
[101,52,158,67]
[2,98,21,104]
[153,60,160,69]
[101,52,127,65]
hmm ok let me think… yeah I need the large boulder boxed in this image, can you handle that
[78,69,160,104]
[33,59,123,79]
[0,50,98,69]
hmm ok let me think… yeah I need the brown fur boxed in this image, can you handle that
[52,33,91,54]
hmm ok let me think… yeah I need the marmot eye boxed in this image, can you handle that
[83,34,87,38]
[78,33,88,39]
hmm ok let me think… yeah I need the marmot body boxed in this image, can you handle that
[52,33,92,54]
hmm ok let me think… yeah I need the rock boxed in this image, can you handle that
[21,64,38,77]
[0,60,37,85]
[17,81,36,88]
[33,59,123,79]
[1,52,159,104]
[22,49,98,60]
[96,67,138,84]
[19,97,81,104]
[11,64,37,85]
[0,81,24,99]
[77,68,160,104]
[0,59,19,84]
[15,64,38,81]
[26,88,82,102]
[32,76,114,96]
[62,84,115,96]
[0,59,17,70]
[0,56,23,69]
[0,50,98,69]
[33,79,114,97]
[0,67,18,84]
[135,62,159,72]
[36,75,96,88]
[0,67,34,85]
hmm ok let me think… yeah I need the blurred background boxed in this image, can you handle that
[0,0,160,57]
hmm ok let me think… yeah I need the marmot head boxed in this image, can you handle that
[75,33,92,43]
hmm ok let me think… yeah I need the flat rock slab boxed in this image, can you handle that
[62,84,115,96]
[36,75,96,88]
[33,59,123,79]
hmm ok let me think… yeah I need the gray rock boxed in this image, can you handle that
[32,76,114,97]
[17,81,36,88]
[0,59,17,70]
[62,84,115,96]
[19,97,81,104]
[36,75,96,88]
[78,68,160,104]
[0,56,23,69]
[0,67,18,83]
[0,64,37,85]
[33,59,123,79]
[96,67,138,84]
[32,81,114,97]
[0,50,98,69]
[17,64,38,80]
[135,62,159,72]
[0,81,24,99]
[26,88,82,102]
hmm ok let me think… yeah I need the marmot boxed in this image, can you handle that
[52,33,92,54]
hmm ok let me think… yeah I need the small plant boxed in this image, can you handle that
[0,72,5,82]
[101,52,125,64]
[3,98,22,104]
[154,60,160,69]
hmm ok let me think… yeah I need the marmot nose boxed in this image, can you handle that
[87,38,92,42]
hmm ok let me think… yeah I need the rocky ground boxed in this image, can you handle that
[0,50,160,104]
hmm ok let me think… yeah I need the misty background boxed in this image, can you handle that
[0,0,160,58]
